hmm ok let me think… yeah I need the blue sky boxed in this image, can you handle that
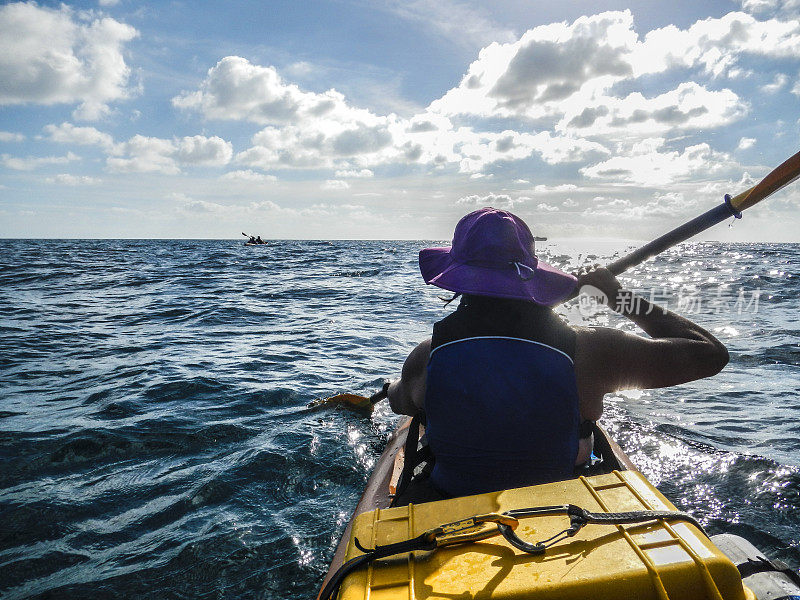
[1,0,799,239]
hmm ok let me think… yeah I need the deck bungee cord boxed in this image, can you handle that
[319,504,706,600]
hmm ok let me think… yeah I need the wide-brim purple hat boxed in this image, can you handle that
[419,207,577,305]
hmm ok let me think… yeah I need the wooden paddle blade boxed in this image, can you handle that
[308,393,374,412]
[730,149,800,212]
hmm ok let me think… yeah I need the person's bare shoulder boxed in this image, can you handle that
[406,338,432,371]
[388,339,431,415]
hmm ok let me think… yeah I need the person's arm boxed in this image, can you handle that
[575,267,729,404]
[387,338,431,416]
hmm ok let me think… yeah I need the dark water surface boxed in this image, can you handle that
[1,239,798,599]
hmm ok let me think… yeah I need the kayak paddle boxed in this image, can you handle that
[605,149,800,275]
[312,148,800,411]
[309,384,389,413]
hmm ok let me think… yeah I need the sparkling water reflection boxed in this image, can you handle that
[0,239,798,598]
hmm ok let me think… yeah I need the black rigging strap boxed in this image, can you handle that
[392,411,424,500]
[319,504,705,600]
[319,531,437,600]
[499,504,706,555]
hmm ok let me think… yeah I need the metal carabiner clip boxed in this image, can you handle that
[428,513,520,547]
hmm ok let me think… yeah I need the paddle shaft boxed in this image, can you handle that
[605,198,740,276]
[590,149,800,278]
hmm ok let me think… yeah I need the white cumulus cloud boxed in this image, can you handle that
[430,10,798,130]
[559,83,745,136]
[168,10,800,187]
[740,0,778,11]
[175,135,234,166]
[739,0,800,15]
[220,169,277,182]
[108,135,232,174]
[46,173,101,185]
[335,169,374,178]
[321,179,350,190]
[638,12,800,77]
[430,12,641,120]
[43,122,114,149]
[236,120,394,170]
[173,56,384,129]
[171,192,227,214]
[0,131,24,142]
[108,136,179,174]
[0,2,138,119]
[587,191,698,220]
[456,192,517,208]
[580,139,735,186]
[761,73,788,93]
[1,151,80,170]
[532,184,579,193]
[738,137,756,149]
[172,57,402,171]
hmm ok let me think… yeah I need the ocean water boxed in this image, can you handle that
[0,238,798,599]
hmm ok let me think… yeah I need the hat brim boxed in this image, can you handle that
[419,247,577,306]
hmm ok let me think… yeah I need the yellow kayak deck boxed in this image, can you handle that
[337,470,752,600]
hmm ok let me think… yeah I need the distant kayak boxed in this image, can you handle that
[241,232,267,245]
[534,235,547,241]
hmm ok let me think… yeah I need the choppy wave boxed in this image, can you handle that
[0,239,798,598]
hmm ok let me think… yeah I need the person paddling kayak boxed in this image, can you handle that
[387,207,728,499]
[243,233,266,244]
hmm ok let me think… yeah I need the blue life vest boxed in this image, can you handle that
[425,295,580,497]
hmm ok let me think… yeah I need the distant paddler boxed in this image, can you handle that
[241,232,267,245]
